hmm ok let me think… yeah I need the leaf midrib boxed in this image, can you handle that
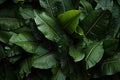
[85,43,99,61]
[86,11,105,35]
[36,12,60,38]
[102,60,120,65]
[63,12,80,29]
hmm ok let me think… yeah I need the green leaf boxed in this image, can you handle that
[95,0,113,11]
[106,3,120,38]
[19,7,34,19]
[32,53,57,69]
[81,10,110,40]
[80,0,93,13]
[19,58,32,79]
[52,68,66,80]
[34,10,62,42]
[58,10,81,34]
[0,18,22,31]
[85,42,104,69]
[0,5,23,31]
[101,53,120,75]
[0,30,14,43]
[10,32,38,54]
[74,27,85,39]
[69,44,85,62]
[39,0,73,17]
[103,39,119,57]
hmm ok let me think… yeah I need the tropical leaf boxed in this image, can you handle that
[19,7,34,19]
[103,39,119,57]
[95,0,113,11]
[0,30,14,43]
[85,42,104,69]
[32,53,57,69]
[39,0,73,17]
[80,0,93,14]
[0,18,22,31]
[34,10,62,42]
[81,10,110,40]
[69,43,85,62]
[74,27,85,39]
[106,3,120,38]
[0,5,23,31]
[10,32,38,54]
[58,10,81,34]
[101,53,120,75]
[52,68,66,80]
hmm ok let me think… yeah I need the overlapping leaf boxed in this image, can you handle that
[39,0,73,17]
[101,53,120,75]
[34,10,62,42]
[10,32,38,54]
[95,0,113,11]
[69,44,85,62]
[32,53,57,69]
[0,30,14,43]
[0,5,23,31]
[52,68,66,80]
[107,3,120,38]
[19,7,34,19]
[81,10,110,40]
[85,42,104,69]
[58,10,81,34]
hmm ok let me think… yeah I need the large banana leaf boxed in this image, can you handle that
[10,32,38,54]
[19,7,34,19]
[106,3,120,38]
[0,18,22,31]
[0,5,23,31]
[32,53,57,69]
[34,10,62,42]
[39,0,73,17]
[85,42,104,69]
[81,10,110,40]
[101,53,120,75]
[58,10,81,34]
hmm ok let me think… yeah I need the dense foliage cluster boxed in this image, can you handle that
[0,0,120,80]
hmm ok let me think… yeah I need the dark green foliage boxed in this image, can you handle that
[0,0,120,80]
